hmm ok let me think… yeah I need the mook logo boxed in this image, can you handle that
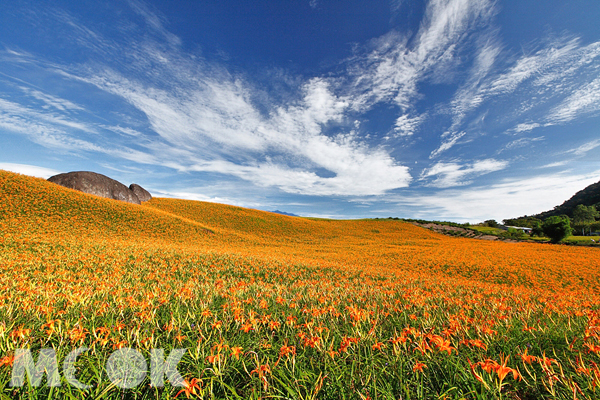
[9,348,186,389]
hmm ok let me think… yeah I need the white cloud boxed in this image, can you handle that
[127,0,182,47]
[442,36,600,141]
[548,77,600,123]
[501,136,544,151]
[512,122,540,133]
[532,41,600,88]
[415,0,495,67]
[429,131,466,158]
[539,161,568,168]
[41,59,412,196]
[566,138,600,156]
[0,98,93,133]
[177,146,410,197]
[448,39,501,129]
[486,39,581,96]
[408,170,600,222]
[20,87,84,112]
[0,163,61,179]
[394,114,425,136]
[0,98,161,165]
[346,0,496,112]
[153,189,248,208]
[420,158,508,187]
[3,0,600,205]
[101,125,144,137]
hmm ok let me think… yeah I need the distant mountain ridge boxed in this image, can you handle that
[269,210,299,217]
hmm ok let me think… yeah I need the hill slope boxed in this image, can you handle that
[1,169,600,399]
[1,168,598,290]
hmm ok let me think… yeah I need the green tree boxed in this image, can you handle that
[500,227,526,240]
[502,216,542,228]
[573,204,599,235]
[531,220,544,237]
[542,215,572,243]
[484,219,498,228]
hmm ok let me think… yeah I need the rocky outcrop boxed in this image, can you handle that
[129,184,152,202]
[47,171,146,205]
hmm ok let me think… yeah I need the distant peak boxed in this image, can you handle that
[269,210,299,217]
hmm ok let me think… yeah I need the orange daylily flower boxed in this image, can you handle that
[176,378,202,398]
[230,346,243,359]
[372,341,385,351]
[519,348,537,364]
[413,362,427,373]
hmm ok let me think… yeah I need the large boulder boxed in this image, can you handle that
[48,171,141,205]
[129,184,152,202]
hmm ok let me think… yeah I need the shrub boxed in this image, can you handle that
[500,227,526,240]
[542,216,572,243]
[531,221,544,237]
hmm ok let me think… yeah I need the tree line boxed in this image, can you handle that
[499,204,600,243]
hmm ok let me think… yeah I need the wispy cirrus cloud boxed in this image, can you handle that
[0,95,160,165]
[565,138,600,156]
[394,113,426,136]
[127,0,182,47]
[511,122,541,133]
[0,163,61,179]
[435,35,600,157]
[342,0,498,157]
[420,158,508,188]
[429,131,466,159]
[346,0,496,114]
[19,86,84,112]
[548,77,600,123]
[0,98,95,137]
[3,25,413,197]
[447,38,501,129]
[429,37,502,157]
[500,136,544,152]
[485,40,581,97]
[539,161,568,169]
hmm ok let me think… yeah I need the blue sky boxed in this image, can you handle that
[1,0,599,222]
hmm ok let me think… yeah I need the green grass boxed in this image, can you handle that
[564,235,600,245]
[470,226,504,235]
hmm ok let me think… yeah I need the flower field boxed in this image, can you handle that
[0,169,599,399]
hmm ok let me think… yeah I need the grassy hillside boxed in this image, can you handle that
[1,169,599,399]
